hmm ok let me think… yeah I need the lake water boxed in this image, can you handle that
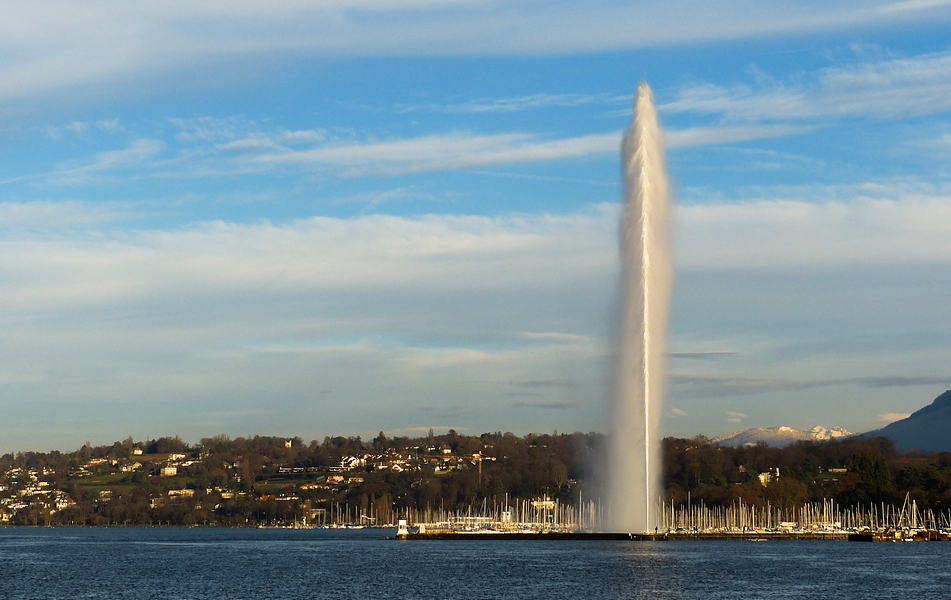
[1,528,949,599]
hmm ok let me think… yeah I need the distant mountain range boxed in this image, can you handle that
[866,390,951,452]
[712,425,852,448]
[710,390,951,452]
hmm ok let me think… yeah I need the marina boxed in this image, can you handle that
[389,493,951,543]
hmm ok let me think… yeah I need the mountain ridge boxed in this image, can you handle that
[712,425,852,447]
[867,390,951,452]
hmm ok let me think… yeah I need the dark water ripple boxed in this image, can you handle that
[1,528,949,599]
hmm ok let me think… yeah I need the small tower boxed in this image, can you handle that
[396,519,409,538]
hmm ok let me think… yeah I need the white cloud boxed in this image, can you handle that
[36,139,167,185]
[519,331,591,343]
[667,125,813,149]
[66,121,88,134]
[670,407,687,416]
[45,120,88,139]
[3,188,951,448]
[169,116,253,143]
[917,132,951,157]
[233,124,808,178]
[879,412,911,423]
[726,411,747,422]
[276,129,326,144]
[0,207,616,312]
[677,187,951,269]
[218,136,280,152]
[511,400,580,409]
[395,93,626,114]
[254,132,621,176]
[28,127,625,183]
[3,2,951,102]
[42,119,124,141]
[215,130,328,153]
[4,186,951,314]
[0,201,134,229]
[83,139,166,171]
[0,207,615,451]
[24,121,829,187]
[96,119,124,132]
[662,50,951,122]
[875,0,951,14]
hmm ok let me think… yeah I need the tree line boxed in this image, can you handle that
[2,430,949,526]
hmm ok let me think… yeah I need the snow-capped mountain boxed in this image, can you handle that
[712,425,852,447]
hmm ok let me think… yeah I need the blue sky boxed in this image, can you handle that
[3,1,951,451]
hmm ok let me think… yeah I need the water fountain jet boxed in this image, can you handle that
[606,83,672,533]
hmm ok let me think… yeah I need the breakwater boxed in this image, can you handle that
[397,530,951,542]
[396,531,850,541]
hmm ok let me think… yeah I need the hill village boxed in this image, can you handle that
[0,433,511,526]
[2,428,950,533]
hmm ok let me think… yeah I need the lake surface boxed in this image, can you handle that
[1,528,949,599]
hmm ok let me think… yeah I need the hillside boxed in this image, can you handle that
[870,390,951,452]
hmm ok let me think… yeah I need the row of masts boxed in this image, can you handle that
[401,495,587,532]
[310,495,588,529]
[399,494,950,533]
[663,494,948,531]
[308,494,951,532]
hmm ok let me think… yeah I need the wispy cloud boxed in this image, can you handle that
[2,2,951,103]
[253,132,621,177]
[671,373,951,398]
[512,379,579,389]
[0,207,617,450]
[203,124,811,179]
[14,117,829,188]
[667,125,813,148]
[1,192,950,447]
[511,400,580,409]
[726,411,747,423]
[0,208,615,312]
[45,119,125,140]
[677,188,951,269]
[856,376,951,388]
[875,0,951,16]
[0,201,135,229]
[214,129,328,152]
[38,139,166,185]
[878,412,912,423]
[672,375,789,397]
[2,139,168,187]
[518,332,591,343]
[662,50,951,122]
[669,352,738,360]
[45,121,88,139]
[394,93,627,114]
[80,139,166,172]
[916,132,951,156]
[169,116,257,144]
[246,122,827,178]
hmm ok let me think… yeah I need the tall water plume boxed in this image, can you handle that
[606,83,672,532]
